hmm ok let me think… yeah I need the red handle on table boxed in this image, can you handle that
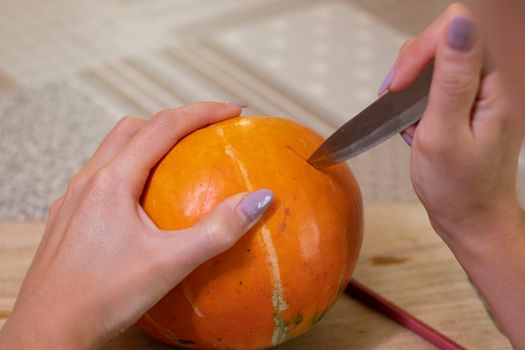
[345,279,467,350]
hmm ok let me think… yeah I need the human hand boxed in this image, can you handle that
[0,103,273,349]
[475,0,525,117]
[379,4,525,348]
[378,4,525,249]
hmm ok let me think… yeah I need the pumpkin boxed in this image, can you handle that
[137,116,363,349]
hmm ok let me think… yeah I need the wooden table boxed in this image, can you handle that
[0,205,510,349]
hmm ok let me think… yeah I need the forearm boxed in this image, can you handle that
[436,210,525,349]
[0,307,97,350]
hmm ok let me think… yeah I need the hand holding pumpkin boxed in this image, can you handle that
[0,103,274,349]
[381,4,525,348]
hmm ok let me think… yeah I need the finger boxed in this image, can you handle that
[82,116,146,179]
[62,116,145,203]
[111,102,243,198]
[423,12,483,136]
[476,72,525,134]
[54,117,145,221]
[40,117,145,259]
[400,123,418,146]
[155,190,273,277]
[32,196,65,262]
[399,38,415,59]
[378,38,414,96]
[382,4,471,93]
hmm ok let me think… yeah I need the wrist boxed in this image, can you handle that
[433,206,525,349]
[430,202,525,258]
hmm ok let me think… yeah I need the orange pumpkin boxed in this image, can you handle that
[137,116,363,349]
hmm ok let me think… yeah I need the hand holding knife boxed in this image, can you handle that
[310,50,497,350]
[311,62,471,349]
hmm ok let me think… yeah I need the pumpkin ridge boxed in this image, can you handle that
[143,312,179,343]
[224,144,252,191]
[221,132,289,346]
[260,226,289,346]
[182,282,204,318]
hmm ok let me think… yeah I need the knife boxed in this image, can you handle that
[308,62,434,169]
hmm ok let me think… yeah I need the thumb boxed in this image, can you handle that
[424,13,483,137]
[161,189,274,270]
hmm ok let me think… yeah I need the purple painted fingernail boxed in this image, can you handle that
[237,189,274,221]
[226,101,248,108]
[401,132,413,146]
[447,16,476,51]
[378,67,396,96]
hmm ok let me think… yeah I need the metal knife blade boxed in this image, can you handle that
[308,63,434,169]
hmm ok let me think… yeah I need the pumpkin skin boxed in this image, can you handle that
[137,117,363,349]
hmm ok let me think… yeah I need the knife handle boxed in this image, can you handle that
[384,60,434,119]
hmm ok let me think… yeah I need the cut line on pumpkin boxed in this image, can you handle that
[286,145,321,172]
[285,145,307,161]
[289,173,317,181]
[213,164,243,189]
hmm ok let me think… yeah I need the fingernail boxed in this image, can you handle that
[401,131,413,146]
[378,67,396,96]
[226,101,248,108]
[237,189,273,221]
[447,16,476,51]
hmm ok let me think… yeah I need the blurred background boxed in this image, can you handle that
[1,0,522,221]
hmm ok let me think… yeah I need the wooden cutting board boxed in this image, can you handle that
[0,204,511,349]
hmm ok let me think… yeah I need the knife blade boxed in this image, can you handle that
[308,62,434,169]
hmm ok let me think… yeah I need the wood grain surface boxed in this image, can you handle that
[0,205,510,349]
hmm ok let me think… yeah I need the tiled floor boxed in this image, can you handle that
[2,0,522,220]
